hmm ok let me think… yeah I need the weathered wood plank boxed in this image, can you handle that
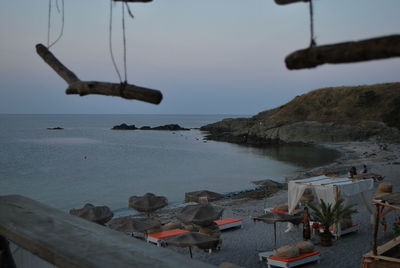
[36,44,80,85]
[285,35,400,69]
[113,0,153,2]
[66,81,162,104]
[36,43,163,105]
[274,0,309,5]
[0,195,216,268]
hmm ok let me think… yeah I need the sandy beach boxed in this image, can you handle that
[147,141,400,268]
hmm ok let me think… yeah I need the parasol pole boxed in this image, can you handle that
[274,222,277,248]
[189,246,193,258]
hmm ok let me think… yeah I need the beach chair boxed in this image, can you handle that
[264,207,303,214]
[146,229,189,247]
[214,218,243,231]
[259,251,321,267]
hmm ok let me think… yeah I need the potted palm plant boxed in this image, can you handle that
[308,199,357,246]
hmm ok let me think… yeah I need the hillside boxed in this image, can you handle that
[200,82,400,145]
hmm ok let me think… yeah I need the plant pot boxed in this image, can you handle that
[320,234,333,247]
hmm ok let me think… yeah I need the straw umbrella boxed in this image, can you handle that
[107,216,161,235]
[177,203,224,226]
[253,212,302,248]
[164,232,220,258]
[69,203,113,225]
[128,193,168,216]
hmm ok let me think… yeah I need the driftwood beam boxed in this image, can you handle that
[36,43,162,104]
[66,81,162,104]
[36,44,80,84]
[113,0,152,2]
[274,0,309,5]
[285,35,400,70]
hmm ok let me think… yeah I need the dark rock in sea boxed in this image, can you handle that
[140,126,152,130]
[143,124,190,131]
[47,127,63,130]
[112,123,137,130]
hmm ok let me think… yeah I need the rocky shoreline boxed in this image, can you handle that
[112,123,190,131]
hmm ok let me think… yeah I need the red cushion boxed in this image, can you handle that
[268,251,320,262]
[214,218,242,226]
[148,229,189,239]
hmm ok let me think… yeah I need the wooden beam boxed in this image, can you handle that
[285,35,400,70]
[372,204,380,256]
[36,43,162,104]
[113,0,153,2]
[67,81,162,104]
[274,0,309,5]
[0,195,215,268]
[36,44,80,84]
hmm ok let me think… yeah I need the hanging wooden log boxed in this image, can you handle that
[275,0,309,5]
[285,35,400,70]
[36,44,162,104]
[113,0,152,2]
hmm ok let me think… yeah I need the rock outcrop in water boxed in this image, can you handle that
[201,82,400,145]
[112,123,189,131]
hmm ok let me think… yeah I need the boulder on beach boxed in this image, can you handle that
[111,123,137,130]
[185,190,224,203]
[251,179,283,188]
[69,203,113,225]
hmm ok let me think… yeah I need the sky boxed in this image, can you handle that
[0,0,399,115]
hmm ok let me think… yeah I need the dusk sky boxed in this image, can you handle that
[1,0,399,115]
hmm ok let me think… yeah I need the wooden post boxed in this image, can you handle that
[36,44,163,104]
[285,35,400,70]
[372,203,380,256]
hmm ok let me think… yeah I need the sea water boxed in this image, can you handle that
[0,114,340,213]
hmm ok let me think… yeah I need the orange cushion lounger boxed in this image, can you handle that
[214,218,243,230]
[265,207,303,214]
[147,229,189,247]
[267,251,320,268]
[319,223,359,238]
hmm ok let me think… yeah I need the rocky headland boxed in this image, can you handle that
[200,82,400,145]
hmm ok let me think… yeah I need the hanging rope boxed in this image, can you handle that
[48,0,64,49]
[109,0,123,83]
[47,0,52,47]
[122,3,127,83]
[309,0,316,47]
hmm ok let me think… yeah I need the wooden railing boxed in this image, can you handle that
[0,195,216,268]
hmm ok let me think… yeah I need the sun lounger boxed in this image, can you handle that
[214,218,243,231]
[264,207,303,214]
[259,251,320,267]
[146,229,189,247]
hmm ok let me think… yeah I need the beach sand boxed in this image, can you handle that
[145,142,400,267]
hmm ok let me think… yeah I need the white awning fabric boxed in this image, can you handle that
[288,175,374,214]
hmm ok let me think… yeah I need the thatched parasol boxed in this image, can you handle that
[164,232,220,258]
[69,203,113,225]
[184,190,224,203]
[177,204,223,226]
[253,212,302,248]
[128,193,168,215]
[107,216,161,234]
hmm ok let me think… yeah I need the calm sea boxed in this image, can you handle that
[0,114,340,213]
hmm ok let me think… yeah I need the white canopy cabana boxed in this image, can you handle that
[288,175,374,215]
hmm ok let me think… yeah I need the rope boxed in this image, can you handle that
[122,3,128,82]
[48,0,64,49]
[109,0,123,83]
[47,0,52,47]
[309,0,316,47]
